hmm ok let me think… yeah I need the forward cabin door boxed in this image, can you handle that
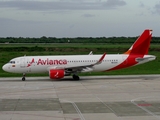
[20,57,32,73]
[20,57,26,68]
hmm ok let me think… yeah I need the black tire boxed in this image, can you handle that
[72,75,80,80]
[22,77,25,81]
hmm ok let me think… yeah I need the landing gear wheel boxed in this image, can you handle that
[22,77,25,81]
[72,74,80,80]
[22,73,26,81]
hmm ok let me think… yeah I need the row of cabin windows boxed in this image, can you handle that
[26,59,118,63]
[67,59,118,63]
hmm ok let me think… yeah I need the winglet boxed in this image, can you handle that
[98,53,106,63]
[93,53,106,65]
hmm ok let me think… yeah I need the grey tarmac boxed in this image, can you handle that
[0,75,160,120]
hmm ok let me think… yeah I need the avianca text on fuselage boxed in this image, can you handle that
[37,58,67,65]
[27,58,68,67]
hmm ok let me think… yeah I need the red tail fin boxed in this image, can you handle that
[124,29,152,55]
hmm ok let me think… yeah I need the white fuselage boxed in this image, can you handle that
[2,54,156,74]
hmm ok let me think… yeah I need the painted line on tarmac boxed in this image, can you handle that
[62,100,85,120]
[80,82,118,116]
[131,96,160,119]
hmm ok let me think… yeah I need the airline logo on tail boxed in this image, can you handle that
[108,29,153,71]
[124,29,152,55]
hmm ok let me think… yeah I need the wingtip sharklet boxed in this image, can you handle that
[99,52,106,62]
[94,52,106,65]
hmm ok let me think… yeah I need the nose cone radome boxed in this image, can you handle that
[2,64,8,72]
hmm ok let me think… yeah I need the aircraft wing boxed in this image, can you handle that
[47,53,106,73]
[65,53,106,73]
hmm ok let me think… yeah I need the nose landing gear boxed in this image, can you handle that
[22,73,26,81]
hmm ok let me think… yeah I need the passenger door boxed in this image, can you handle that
[20,57,26,68]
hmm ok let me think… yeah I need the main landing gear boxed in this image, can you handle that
[22,73,26,81]
[72,74,80,80]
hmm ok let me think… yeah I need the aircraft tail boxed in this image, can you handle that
[124,29,152,55]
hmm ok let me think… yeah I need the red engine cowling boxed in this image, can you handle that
[49,69,65,80]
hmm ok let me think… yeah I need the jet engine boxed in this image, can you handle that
[49,69,65,80]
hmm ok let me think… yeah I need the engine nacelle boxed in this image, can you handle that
[49,69,65,80]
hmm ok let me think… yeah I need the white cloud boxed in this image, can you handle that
[139,2,145,8]
[154,2,160,15]
[0,0,126,11]
[103,0,126,8]
[0,0,160,37]
[82,14,95,18]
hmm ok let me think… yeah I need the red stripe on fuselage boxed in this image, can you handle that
[106,54,142,71]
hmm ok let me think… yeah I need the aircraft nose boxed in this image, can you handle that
[2,64,8,72]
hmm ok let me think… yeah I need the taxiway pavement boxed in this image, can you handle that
[0,75,160,120]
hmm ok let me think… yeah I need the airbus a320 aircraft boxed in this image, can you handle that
[2,29,156,81]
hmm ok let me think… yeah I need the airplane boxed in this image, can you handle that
[2,29,156,81]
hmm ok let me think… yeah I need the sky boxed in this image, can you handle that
[0,0,160,38]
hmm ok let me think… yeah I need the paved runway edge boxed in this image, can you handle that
[0,74,160,80]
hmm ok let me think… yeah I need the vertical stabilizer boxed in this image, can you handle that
[124,29,152,55]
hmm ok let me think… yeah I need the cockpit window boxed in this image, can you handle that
[9,61,15,64]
